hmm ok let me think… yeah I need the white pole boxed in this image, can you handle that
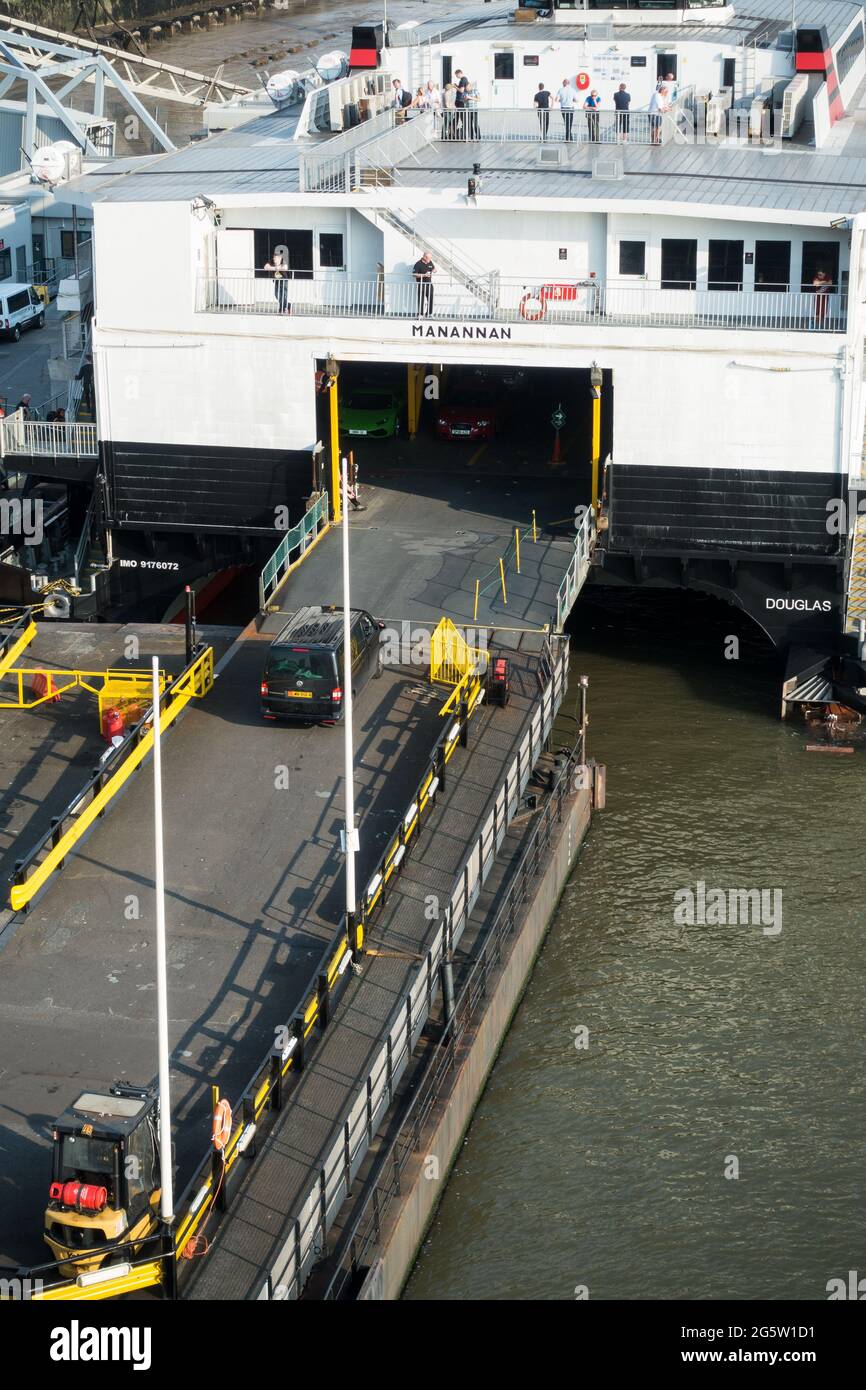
[152,656,174,1223]
[342,459,357,935]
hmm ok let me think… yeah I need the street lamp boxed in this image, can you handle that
[326,353,341,524]
[341,458,361,960]
[589,361,602,515]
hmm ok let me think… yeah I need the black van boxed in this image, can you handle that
[260,605,383,722]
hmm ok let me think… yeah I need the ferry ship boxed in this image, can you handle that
[5,0,866,699]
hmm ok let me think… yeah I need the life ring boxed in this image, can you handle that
[519,292,546,322]
[576,72,591,91]
[212,1098,232,1151]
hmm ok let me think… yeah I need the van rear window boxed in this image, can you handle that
[7,291,29,313]
[267,649,334,684]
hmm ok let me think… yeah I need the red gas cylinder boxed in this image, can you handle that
[101,706,125,742]
[49,1180,108,1212]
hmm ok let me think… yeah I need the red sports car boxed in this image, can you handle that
[435,382,501,442]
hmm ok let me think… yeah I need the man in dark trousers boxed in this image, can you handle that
[454,69,469,139]
[534,82,552,139]
[413,251,435,316]
[614,83,631,141]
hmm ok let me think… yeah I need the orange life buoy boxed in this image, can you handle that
[212,1098,232,1151]
[576,71,590,91]
[519,292,546,322]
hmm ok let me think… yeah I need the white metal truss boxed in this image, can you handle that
[0,13,251,112]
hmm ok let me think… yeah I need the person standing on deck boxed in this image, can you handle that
[812,268,833,326]
[584,89,601,142]
[534,82,552,139]
[442,82,456,139]
[413,251,435,316]
[464,76,481,139]
[648,85,669,145]
[614,83,631,141]
[556,78,576,142]
[264,248,290,313]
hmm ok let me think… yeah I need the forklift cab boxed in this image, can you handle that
[44,1083,161,1274]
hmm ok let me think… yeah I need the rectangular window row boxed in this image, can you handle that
[618,238,842,291]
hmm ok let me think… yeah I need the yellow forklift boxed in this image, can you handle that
[44,1083,162,1275]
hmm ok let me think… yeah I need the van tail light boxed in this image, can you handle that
[260,681,268,696]
[332,687,342,703]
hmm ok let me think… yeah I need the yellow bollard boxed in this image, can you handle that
[515,527,521,574]
[532,510,537,543]
[499,557,507,605]
[473,578,480,623]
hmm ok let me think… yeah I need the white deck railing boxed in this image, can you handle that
[0,411,98,460]
[433,107,673,147]
[197,273,848,335]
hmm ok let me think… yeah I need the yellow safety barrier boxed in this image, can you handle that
[9,647,214,912]
[430,617,472,687]
[430,617,487,718]
[0,666,169,718]
[30,1261,163,1301]
[0,618,36,681]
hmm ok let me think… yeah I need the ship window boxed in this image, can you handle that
[494,52,515,81]
[619,241,645,276]
[708,240,743,291]
[253,229,314,280]
[319,233,345,269]
[661,239,696,289]
[801,241,840,291]
[754,241,790,291]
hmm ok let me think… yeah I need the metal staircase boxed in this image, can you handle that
[356,203,498,309]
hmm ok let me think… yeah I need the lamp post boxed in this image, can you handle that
[590,361,602,514]
[326,353,341,525]
[341,458,361,960]
[151,657,174,1234]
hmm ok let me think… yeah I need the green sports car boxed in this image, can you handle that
[341,387,403,439]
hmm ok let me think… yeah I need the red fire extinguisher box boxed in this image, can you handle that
[487,656,510,708]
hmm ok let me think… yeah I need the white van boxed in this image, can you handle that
[0,283,45,341]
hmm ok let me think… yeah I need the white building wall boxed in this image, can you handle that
[94,202,194,332]
[612,352,842,473]
[415,208,607,281]
[404,33,793,111]
[606,212,849,289]
[93,202,318,450]
[0,201,32,281]
[94,334,318,452]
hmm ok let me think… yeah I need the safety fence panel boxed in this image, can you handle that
[495,784,508,853]
[481,807,496,883]
[259,493,329,611]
